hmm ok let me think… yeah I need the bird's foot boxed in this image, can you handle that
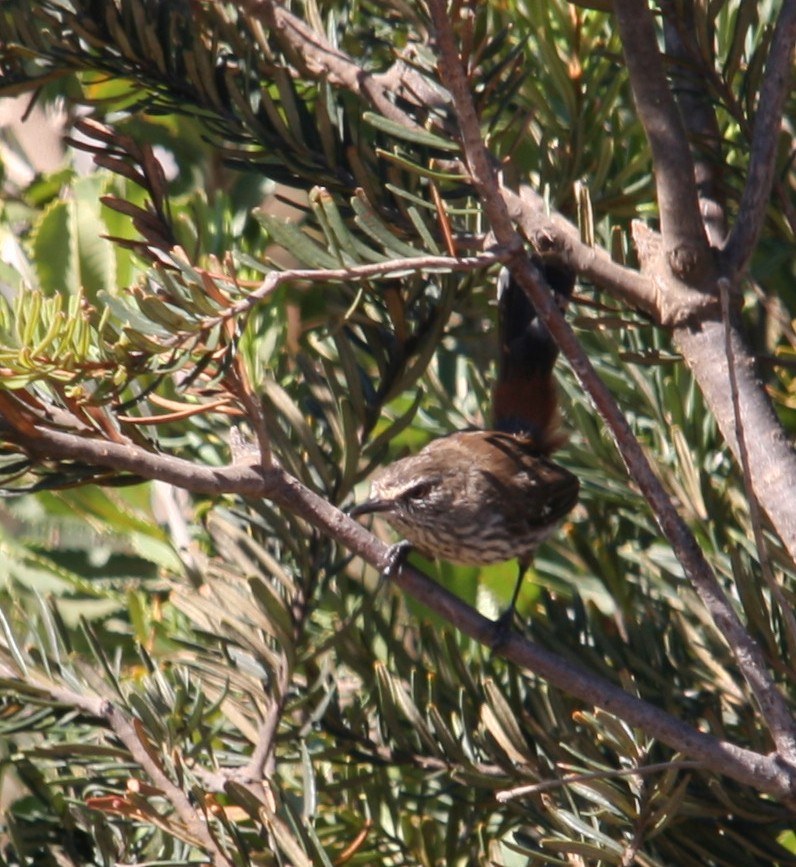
[490,605,517,650]
[380,541,413,584]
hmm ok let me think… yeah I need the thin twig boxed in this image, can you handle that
[426,0,796,765]
[36,684,235,865]
[241,703,283,782]
[244,0,425,129]
[722,0,796,275]
[170,251,503,351]
[240,649,294,781]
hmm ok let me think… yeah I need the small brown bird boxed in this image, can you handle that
[352,259,579,631]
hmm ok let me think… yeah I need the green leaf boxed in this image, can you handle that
[31,199,74,294]
[363,111,460,152]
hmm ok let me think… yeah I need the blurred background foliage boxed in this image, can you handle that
[0,0,795,864]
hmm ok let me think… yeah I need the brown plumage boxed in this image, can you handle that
[351,431,578,567]
[492,256,574,449]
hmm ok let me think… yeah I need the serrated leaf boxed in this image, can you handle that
[31,199,75,295]
[73,174,116,297]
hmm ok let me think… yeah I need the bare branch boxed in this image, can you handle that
[613,0,712,280]
[719,278,796,647]
[243,0,427,130]
[674,319,796,563]
[205,250,502,339]
[722,0,796,275]
[506,188,647,295]
[427,0,796,763]
[633,222,796,562]
[660,0,728,245]
[386,555,796,802]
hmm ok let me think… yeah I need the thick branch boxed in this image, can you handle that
[1,420,793,799]
[504,186,720,327]
[674,319,796,562]
[722,0,796,275]
[613,0,711,280]
[633,221,796,563]
[661,0,728,245]
[427,0,796,763]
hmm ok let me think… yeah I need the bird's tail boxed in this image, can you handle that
[491,256,575,454]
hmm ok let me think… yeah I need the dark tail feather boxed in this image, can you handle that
[492,256,575,453]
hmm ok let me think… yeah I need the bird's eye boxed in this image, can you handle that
[401,481,434,502]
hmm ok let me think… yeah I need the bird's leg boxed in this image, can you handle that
[492,558,530,646]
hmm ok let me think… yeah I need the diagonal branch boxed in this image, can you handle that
[722,0,796,276]
[4,679,236,865]
[3,426,796,802]
[245,0,430,130]
[427,0,796,764]
[612,0,712,280]
[503,185,719,327]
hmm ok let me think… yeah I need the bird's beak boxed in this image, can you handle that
[348,498,394,517]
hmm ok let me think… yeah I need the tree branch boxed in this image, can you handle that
[660,0,728,245]
[244,0,429,130]
[203,250,502,342]
[722,0,796,276]
[673,320,796,562]
[8,680,236,865]
[719,278,796,644]
[427,0,796,764]
[633,221,796,564]
[504,185,720,327]
[612,0,712,281]
[2,414,795,800]
[242,0,715,331]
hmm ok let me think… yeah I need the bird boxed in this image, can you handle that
[351,257,579,634]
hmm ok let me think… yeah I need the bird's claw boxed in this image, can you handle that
[490,606,517,650]
[381,541,413,583]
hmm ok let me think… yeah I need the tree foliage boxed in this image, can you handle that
[0,0,795,864]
